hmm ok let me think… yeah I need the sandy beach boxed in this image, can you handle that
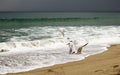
[5,44,120,75]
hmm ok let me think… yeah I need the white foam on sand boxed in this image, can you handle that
[0,38,120,74]
[0,26,120,74]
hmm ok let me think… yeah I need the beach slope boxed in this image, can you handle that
[6,44,120,75]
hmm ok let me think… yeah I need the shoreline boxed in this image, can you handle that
[5,44,120,75]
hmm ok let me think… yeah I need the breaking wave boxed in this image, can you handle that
[0,17,100,22]
[0,26,120,74]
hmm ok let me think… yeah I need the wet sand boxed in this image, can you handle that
[5,44,120,75]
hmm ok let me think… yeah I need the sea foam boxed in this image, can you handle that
[0,26,120,74]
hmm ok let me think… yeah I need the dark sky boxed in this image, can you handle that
[0,0,120,12]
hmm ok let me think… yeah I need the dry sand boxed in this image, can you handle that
[5,44,120,75]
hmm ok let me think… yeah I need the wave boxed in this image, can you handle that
[0,36,120,74]
[0,17,120,30]
[0,17,100,22]
[0,39,65,53]
[0,38,86,74]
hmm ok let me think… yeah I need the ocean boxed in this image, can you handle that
[0,12,120,74]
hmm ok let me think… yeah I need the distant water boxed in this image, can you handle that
[0,12,120,74]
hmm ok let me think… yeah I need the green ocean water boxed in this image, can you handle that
[0,12,120,29]
[0,12,120,42]
[1,12,120,74]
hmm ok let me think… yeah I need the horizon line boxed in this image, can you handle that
[0,11,120,13]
